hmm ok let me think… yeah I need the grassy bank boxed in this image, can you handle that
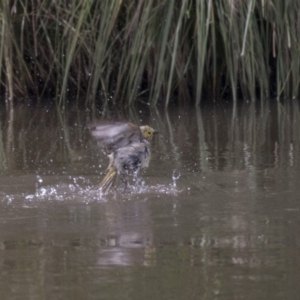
[0,0,300,107]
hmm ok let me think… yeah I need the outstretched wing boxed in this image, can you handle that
[89,122,143,151]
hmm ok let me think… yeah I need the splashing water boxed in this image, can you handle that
[2,170,184,204]
[172,169,181,187]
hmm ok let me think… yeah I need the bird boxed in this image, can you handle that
[90,122,157,193]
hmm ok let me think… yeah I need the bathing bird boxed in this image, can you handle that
[90,122,157,193]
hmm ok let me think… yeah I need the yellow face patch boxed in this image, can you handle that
[140,125,156,140]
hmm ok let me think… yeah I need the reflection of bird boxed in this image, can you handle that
[90,122,157,193]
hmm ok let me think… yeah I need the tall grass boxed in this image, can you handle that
[0,0,300,107]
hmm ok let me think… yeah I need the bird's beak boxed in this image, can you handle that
[154,130,159,134]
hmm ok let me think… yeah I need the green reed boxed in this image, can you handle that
[0,0,300,107]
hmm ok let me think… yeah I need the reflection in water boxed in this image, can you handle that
[1,100,298,176]
[0,101,300,299]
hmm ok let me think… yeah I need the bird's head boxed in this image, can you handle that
[140,125,158,141]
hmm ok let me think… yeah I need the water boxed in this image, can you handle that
[0,101,300,299]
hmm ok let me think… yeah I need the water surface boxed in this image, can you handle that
[0,101,300,300]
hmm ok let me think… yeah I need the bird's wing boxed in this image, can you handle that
[89,122,143,150]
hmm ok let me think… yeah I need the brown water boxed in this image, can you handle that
[0,101,300,300]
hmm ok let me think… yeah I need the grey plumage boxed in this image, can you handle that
[89,122,144,151]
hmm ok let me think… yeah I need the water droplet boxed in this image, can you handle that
[37,175,43,183]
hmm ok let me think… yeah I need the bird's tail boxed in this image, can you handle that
[96,167,117,193]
